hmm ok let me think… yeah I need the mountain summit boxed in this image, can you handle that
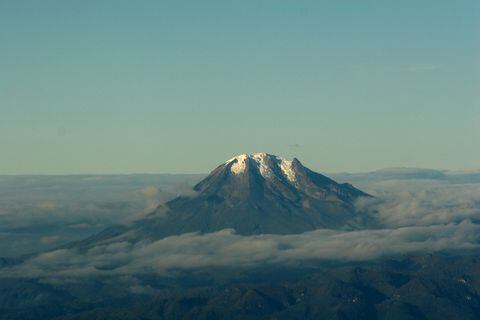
[138,153,373,237]
[195,153,368,204]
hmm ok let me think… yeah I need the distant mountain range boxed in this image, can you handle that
[331,167,480,184]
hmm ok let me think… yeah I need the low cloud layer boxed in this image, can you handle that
[1,176,479,279]
[356,180,480,227]
[2,221,478,279]
[0,175,199,256]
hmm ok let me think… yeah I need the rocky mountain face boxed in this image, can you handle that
[132,153,373,239]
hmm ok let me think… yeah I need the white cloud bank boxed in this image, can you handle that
[1,179,479,279]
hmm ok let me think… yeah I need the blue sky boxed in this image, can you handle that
[1,1,479,174]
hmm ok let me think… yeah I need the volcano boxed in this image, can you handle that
[130,153,373,238]
[70,153,373,250]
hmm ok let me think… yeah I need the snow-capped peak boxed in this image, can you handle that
[225,153,297,182]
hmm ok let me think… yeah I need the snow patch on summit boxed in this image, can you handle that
[228,154,248,174]
[226,153,297,182]
[279,158,296,182]
[251,153,275,179]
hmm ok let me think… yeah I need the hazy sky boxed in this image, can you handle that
[1,1,479,174]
